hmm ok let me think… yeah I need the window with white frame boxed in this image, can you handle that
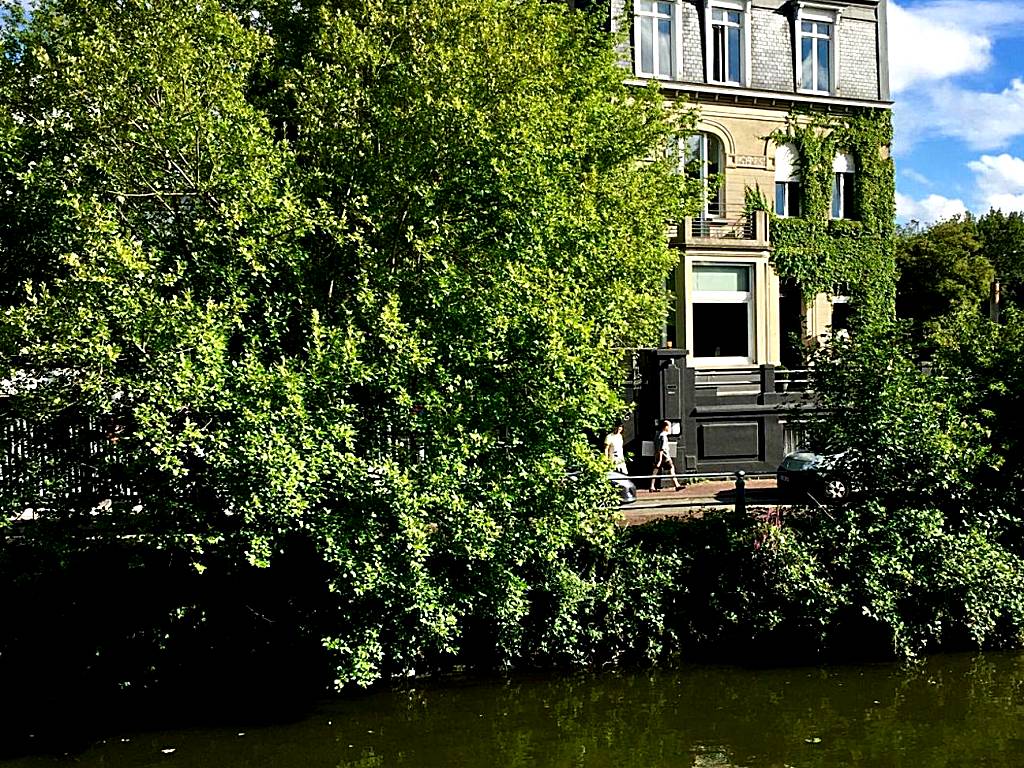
[711,4,743,84]
[634,0,675,79]
[831,151,855,219]
[692,264,754,364]
[796,7,836,94]
[682,132,724,218]
[774,143,800,217]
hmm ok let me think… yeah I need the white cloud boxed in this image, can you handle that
[888,2,992,93]
[896,78,1024,154]
[890,2,1024,154]
[901,1,1024,33]
[900,168,932,186]
[896,191,968,223]
[967,153,1024,212]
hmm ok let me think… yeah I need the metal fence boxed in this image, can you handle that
[0,415,134,517]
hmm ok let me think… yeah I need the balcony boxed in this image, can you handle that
[672,209,771,250]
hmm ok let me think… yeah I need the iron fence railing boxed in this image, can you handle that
[0,415,135,516]
[690,216,757,240]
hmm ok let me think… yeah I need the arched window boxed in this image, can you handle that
[832,152,856,219]
[683,132,725,218]
[774,143,800,217]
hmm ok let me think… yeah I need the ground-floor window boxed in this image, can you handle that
[782,420,808,455]
[692,264,753,364]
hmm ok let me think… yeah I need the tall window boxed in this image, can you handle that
[683,132,724,218]
[711,6,743,84]
[634,0,674,79]
[692,265,754,364]
[832,152,855,219]
[774,143,800,217]
[799,18,832,93]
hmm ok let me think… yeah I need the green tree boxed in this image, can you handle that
[0,0,698,688]
[976,208,1024,310]
[895,216,994,345]
[796,319,1024,657]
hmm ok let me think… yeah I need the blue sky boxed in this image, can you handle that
[892,0,1024,223]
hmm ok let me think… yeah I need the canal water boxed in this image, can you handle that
[5,653,1024,767]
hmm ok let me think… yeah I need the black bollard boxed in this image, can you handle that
[734,470,746,515]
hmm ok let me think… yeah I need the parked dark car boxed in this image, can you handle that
[776,450,851,502]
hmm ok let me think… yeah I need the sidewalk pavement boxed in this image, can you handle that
[620,477,780,527]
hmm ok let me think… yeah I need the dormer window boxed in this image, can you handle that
[706,1,751,87]
[794,5,839,94]
[634,0,676,79]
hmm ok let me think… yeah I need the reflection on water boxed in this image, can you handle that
[6,653,1024,767]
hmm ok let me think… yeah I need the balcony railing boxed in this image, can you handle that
[694,365,812,397]
[675,209,770,248]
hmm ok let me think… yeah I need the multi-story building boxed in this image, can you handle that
[612,0,895,473]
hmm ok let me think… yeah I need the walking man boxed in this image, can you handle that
[604,422,628,474]
[650,420,681,492]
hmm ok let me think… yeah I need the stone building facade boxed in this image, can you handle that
[609,0,894,472]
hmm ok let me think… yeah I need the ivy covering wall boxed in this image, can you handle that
[770,110,897,325]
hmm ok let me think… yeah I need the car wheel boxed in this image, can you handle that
[823,476,849,501]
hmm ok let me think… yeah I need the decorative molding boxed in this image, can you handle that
[730,154,769,169]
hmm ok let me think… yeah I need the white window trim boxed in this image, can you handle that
[793,3,841,95]
[704,0,752,87]
[690,263,756,367]
[634,0,681,80]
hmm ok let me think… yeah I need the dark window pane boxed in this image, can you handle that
[728,26,741,81]
[713,25,724,81]
[658,18,672,75]
[842,174,855,219]
[801,37,813,88]
[817,37,830,89]
[693,303,749,358]
[832,302,852,332]
[788,181,801,216]
[775,182,786,215]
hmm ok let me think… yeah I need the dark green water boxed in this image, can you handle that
[7,653,1024,767]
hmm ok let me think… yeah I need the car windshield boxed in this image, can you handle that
[782,454,818,471]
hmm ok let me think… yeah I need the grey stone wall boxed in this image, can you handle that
[610,0,630,69]
[611,0,884,102]
[838,18,879,100]
[610,0,626,33]
[750,7,794,93]
[678,2,705,83]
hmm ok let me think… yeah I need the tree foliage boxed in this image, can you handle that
[896,216,994,344]
[895,209,1024,346]
[0,0,697,689]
